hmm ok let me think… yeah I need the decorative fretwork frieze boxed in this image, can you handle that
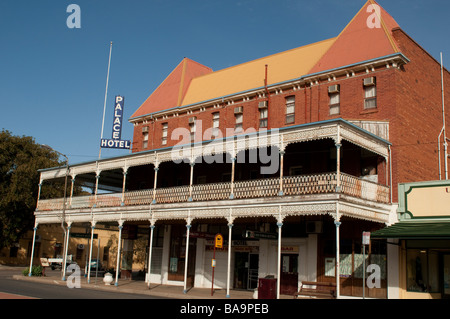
[35,199,392,226]
[39,120,390,182]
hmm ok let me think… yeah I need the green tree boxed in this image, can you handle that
[0,129,63,249]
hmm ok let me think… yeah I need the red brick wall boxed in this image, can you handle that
[131,28,450,203]
[389,29,450,201]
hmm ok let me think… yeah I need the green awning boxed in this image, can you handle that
[371,221,450,239]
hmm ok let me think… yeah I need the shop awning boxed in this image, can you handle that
[371,221,450,239]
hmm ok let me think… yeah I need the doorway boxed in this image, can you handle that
[167,225,196,287]
[234,252,259,290]
[280,254,299,295]
[442,254,450,299]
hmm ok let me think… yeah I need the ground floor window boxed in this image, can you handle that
[406,248,439,293]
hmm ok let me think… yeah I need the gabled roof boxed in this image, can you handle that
[130,0,403,120]
[180,38,335,107]
[130,58,212,118]
[310,0,400,74]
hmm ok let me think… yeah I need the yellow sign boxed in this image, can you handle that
[215,234,223,248]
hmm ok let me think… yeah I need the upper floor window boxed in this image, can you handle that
[363,77,377,109]
[189,117,197,142]
[212,112,220,138]
[142,132,149,149]
[234,107,243,133]
[285,96,295,124]
[258,101,268,128]
[142,126,149,149]
[161,123,168,145]
[328,85,340,115]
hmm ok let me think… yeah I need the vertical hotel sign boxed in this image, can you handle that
[100,95,131,149]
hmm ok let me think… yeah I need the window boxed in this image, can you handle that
[161,123,168,145]
[235,113,243,133]
[364,77,377,109]
[189,117,196,142]
[406,248,439,293]
[259,107,268,128]
[328,85,340,115]
[212,112,220,138]
[329,93,340,115]
[142,132,149,149]
[285,96,295,124]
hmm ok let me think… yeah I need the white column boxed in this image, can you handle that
[115,221,124,286]
[335,142,342,192]
[276,221,283,299]
[87,221,96,283]
[226,221,233,298]
[183,223,191,293]
[279,150,285,196]
[230,157,236,199]
[147,224,155,288]
[69,176,76,207]
[121,168,128,206]
[62,221,72,281]
[36,182,43,209]
[94,172,100,207]
[335,216,341,298]
[152,165,159,204]
[28,222,38,276]
[188,162,195,202]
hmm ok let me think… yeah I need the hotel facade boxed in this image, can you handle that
[29,1,450,298]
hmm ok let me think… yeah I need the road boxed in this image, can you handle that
[0,267,163,299]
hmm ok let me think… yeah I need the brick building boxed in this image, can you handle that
[30,0,450,298]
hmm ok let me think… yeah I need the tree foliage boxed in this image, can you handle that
[0,129,63,249]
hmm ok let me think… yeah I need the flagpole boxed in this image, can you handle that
[99,41,113,160]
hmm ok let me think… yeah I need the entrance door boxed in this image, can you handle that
[168,225,196,287]
[248,253,259,290]
[443,254,450,299]
[280,254,298,295]
[234,252,259,290]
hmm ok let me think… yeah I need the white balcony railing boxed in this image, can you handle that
[36,173,390,211]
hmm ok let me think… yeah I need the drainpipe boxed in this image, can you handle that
[440,53,448,180]
[264,64,270,129]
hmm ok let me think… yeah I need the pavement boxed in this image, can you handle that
[4,265,292,299]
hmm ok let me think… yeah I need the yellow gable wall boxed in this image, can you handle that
[406,185,450,218]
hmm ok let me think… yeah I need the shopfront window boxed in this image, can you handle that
[323,239,386,280]
[406,248,439,293]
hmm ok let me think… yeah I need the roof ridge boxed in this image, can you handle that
[184,37,337,81]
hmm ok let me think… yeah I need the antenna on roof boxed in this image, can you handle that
[99,41,113,160]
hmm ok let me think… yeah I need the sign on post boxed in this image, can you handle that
[362,231,371,245]
[100,95,131,149]
[211,233,223,296]
[215,234,223,249]
[362,231,370,299]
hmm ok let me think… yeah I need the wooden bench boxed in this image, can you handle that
[294,281,336,299]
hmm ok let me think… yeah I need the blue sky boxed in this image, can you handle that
[1,0,450,165]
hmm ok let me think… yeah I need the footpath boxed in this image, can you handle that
[4,265,290,299]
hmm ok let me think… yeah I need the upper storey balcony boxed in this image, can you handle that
[35,119,394,226]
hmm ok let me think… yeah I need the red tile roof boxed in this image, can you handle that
[131,0,403,120]
[130,58,212,119]
[310,0,400,74]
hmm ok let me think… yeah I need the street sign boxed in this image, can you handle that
[362,231,371,245]
[215,234,223,248]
